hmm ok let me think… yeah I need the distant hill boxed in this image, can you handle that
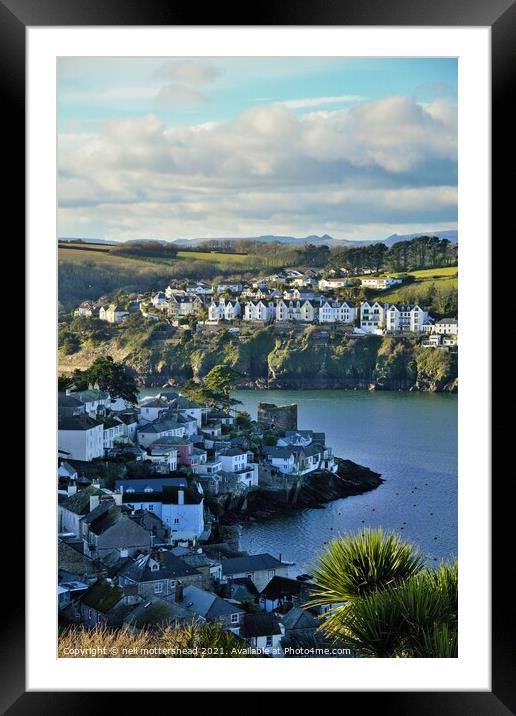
[59,229,458,248]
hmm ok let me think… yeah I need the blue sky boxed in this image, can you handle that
[58,57,457,242]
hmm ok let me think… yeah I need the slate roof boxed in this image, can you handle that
[58,539,106,579]
[122,485,203,505]
[58,415,102,431]
[221,554,285,575]
[70,389,110,402]
[280,607,319,631]
[220,447,247,457]
[58,393,84,408]
[87,506,127,536]
[123,598,190,628]
[59,487,104,515]
[260,576,306,600]
[179,585,239,619]
[241,613,282,638]
[262,447,295,459]
[137,418,184,434]
[219,577,259,603]
[119,551,200,583]
[115,477,188,493]
[81,581,124,613]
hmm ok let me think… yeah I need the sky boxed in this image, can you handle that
[58,57,458,243]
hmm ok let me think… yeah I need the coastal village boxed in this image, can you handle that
[60,264,455,655]
[76,267,458,349]
[59,379,375,656]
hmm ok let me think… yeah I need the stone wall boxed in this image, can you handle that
[257,402,297,431]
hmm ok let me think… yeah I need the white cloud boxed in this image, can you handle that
[156,84,211,107]
[58,94,457,240]
[277,95,365,109]
[155,61,220,85]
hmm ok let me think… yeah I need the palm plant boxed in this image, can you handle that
[308,528,424,606]
[307,529,458,658]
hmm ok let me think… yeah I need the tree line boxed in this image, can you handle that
[327,236,458,276]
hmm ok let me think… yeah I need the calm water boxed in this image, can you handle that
[232,389,458,574]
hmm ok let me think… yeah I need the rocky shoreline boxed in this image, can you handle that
[206,458,384,529]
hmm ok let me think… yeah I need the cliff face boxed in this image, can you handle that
[206,459,384,524]
[59,328,458,393]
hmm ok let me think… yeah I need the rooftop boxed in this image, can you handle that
[81,580,124,613]
[119,551,200,583]
[221,553,285,575]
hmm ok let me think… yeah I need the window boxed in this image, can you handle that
[88,609,92,619]
[231,613,239,624]
[148,504,154,511]
[174,518,180,524]
[266,635,273,647]
[268,570,275,578]
[154,582,163,594]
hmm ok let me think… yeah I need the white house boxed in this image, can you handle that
[241,613,284,656]
[168,294,200,317]
[138,397,169,423]
[146,443,179,471]
[216,282,243,294]
[151,292,168,309]
[122,487,205,539]
[318,300,356,323]
[433,318,458,336]
[218,448,259,487]
[384,304,428,333]
[208,298,241,321]
[137,418,186,448]
[74,303,94,318]
[359,301,387,333]
[318,277,351,290]
[66,388,111,418]
[103,417,126,450]
[299,300,319,322]
[244,300,275,322]
[58,416,104,461]
[99,304,129,323]
[361,276,403,290]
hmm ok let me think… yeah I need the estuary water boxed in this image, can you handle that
[232,389,457,574]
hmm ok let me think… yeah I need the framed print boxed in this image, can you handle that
[5,0,511,708]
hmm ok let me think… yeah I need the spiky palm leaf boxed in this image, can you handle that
[307,528,424,609]
[316,561,458,658]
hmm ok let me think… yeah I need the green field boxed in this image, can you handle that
[394,266,458,279]
[59,246,167,269]
[59,245,250,267]
[176,250,249,264]
[362,266,458,304]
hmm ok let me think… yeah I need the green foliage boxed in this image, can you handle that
[70,356,138,404]
[110,240,178,260]
[309,529,424,605]
[235,411,252,428]
[415,346,458,385]
[307,529,458,658]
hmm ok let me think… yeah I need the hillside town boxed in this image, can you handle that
[58,381,346,656]
[75,268,458,349]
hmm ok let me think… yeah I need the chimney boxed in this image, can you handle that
[113,491,123,506]
[89,495,100,512]
[178,489,185,505]
[67,484,77,496]
[175,580,184,603]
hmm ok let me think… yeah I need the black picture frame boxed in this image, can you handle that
[7,0,511,709]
